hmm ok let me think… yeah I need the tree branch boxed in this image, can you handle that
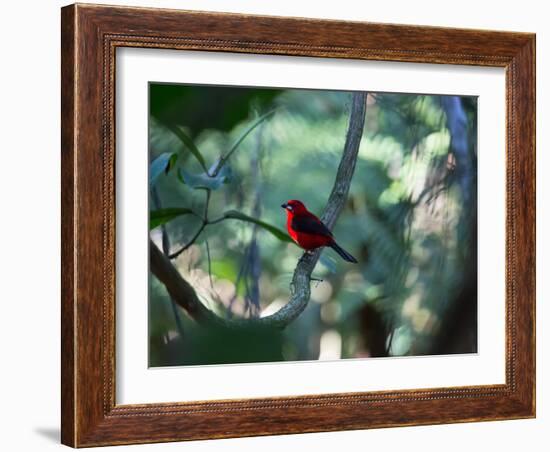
[167,222,207,259]
[150,186,185,339]
[270,91,367,325]
[150,92,367,330]
[151,187,172,255]
[167,188,210,260]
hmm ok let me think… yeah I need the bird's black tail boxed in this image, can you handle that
[330,242,358,263]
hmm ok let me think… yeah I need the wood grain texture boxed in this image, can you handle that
[60,3,536,447]
[60,5,76,446]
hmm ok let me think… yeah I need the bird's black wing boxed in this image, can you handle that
[291,215,333,237]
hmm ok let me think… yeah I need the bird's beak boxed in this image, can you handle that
[281,203,288,209]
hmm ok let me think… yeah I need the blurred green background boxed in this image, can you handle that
[148,83,478,367]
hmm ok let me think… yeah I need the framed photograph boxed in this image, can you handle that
[61,3,535,447]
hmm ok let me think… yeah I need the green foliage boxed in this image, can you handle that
[150,83,282,137]
[168,125,208,171]
[218,108,278,173]
[149,84,478,367]
[223,210,292,243]
[150,207,194,230]
[178,167,229,190]
[149,152,178,186]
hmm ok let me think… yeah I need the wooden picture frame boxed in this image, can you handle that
[61,3,535,447]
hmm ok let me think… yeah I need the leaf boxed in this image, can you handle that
[223,210,293,243]
[209,159,232,182]
[150,83,283,137]
[213,109,278,175]
[149,152,177,186]
[166,153,178,173]
[168,125,208,172]
[150,208,194,230]
[179,167,229,191]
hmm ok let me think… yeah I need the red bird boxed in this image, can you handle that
[281,200,358,263]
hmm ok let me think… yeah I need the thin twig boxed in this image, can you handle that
[167,187,212,259]
[151,188,172,255]
[174,105,277,280]
[203,188,211,221]
[412,172,453,208]
[246,119,265,316]
[168,222,207,259]
[151,186,185,339]
[205,240,214,289]
[227,242,252,317]
[212,108,277,177]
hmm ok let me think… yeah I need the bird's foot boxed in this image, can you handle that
[310,276,324,287]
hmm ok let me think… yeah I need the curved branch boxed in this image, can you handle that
[150,92,367,330]
[168,222,207,259]
[151,186,185,339]
[271,91,367,325]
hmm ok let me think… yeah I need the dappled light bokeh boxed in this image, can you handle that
[149,84,477,367]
